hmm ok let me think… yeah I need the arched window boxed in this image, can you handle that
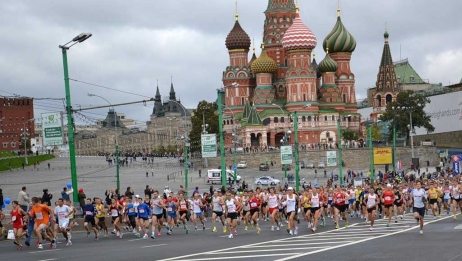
[386,94,392,105]
[332,115,335,121]
[308,116,312,121]
[281,117,285,123]
[324,116,328,121]
[262,118,270,125]
[376,95,382,107]
[302,116,306,122]
[274,117,279,123]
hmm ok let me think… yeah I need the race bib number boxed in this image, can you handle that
[59,213,66,218]
[86,211,93,216]
[385,196,391,201]
[139,209,145,214]
[167,207,172,212]
[395,196,399,200]
[36,212,43,220]
[111,209,118,216]
[336,198,343,203]
[12,216,16,222]
[251,202,257,207]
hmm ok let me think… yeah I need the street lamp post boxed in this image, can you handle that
[281,130,291,179]
[87,94,120,191]
[398,106,414,160]
[336,118,343,186]
[59,32,92,203]
[232,127,239,183]
[391,106,397,172]
[167,100,189,194]
[201,107,209,168]
[293,111,300,192]
[218,83,238,187]
[366,119,375,184]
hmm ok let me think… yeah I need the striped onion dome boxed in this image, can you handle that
[318,49,338,73]
[322,9,356,53]
[281,9,317,50]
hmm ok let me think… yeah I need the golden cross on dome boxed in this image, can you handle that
[235,0,239,21]
[337,0,341,17]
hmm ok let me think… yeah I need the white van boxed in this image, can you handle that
[207,169,242,184]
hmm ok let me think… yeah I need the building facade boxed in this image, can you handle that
[0,97,34,151]
[222,1,360,149]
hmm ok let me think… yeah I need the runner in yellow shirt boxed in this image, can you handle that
[427,183,442,219]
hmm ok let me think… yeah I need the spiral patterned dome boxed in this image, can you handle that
[282,11,317,50]
[251,45,277,74]
[318,50,338,73]
[225,20,251,50]
[322,10,356,53]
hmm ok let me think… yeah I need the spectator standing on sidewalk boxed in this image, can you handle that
[41,189,53,206]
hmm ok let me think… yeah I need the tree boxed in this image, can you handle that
[189,101,219,153]
[379,90,434,143]
[157,145,165,154]
[371,125,383,141]
[166,144,175,154]
[342,130,358,141]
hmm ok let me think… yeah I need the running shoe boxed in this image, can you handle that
[95,236,99,241]
[223,227,227,233]
[157,232,161,236]
[271,226,274,231]
[66,240,72,246]
[119,232,123,239]
[68,233,72,240]
[143,234,149,239]
[419,230,423,235]
[256,226,261,234]
[244,226,248,231]
[321,217,326,227]
[151,234,156,239]
[38,243,43,250]
[86,231,91,237]
[345,222,349,228]
[335,224,340,229]
[369,226,373,231]
[386,223,390,227]
[228,234,233,239]
[233,231,238,236]
[311,227,316,233]
[212,227,217,233]
[203,226,205,231]
[25,241,30,247]
[276,226,280,231]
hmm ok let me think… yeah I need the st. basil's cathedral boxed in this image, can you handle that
[222,0,360,149]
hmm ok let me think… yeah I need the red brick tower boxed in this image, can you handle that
[322,6,357,113]
[223,8,253,109]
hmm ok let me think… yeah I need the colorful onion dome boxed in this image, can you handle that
[248,49,257,67]
[225,16,251,50]
[281,7,317,50]
[318,49,338,73]
[251,44,277,74]
[322,8,356,53]
[310,54,322,78]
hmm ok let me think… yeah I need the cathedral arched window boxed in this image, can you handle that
[274,117,278,123]
[302,116,306,122]
[308,116,311,121]
[386,94,392,104]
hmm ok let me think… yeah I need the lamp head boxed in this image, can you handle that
[87,93,94,97]
[287,130,292,134]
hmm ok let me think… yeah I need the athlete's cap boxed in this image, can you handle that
[135,195,140,198]
[287,187,294,191]
[387,184,392,188]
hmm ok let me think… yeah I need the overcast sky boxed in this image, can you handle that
[1,0,461,127]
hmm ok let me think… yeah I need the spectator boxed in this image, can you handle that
[78,188,86,210]
[178,185,186,195]
[41,189,53,206]
[144,185,153,199]
[61,187,72,202]
[193,186,199,195]
[17,186,30,212]
[0,189,3,210]
[124,187,134,197]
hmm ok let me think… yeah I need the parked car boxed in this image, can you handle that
[282,164,291,171]
[237,161,247,168]
[317,161,326,168]
[306,162,314,169]
[259,163,269,171]
[254,176,281,186]
[299,161,305,169]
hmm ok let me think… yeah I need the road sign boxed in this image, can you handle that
[280,146,293,164]
[201,134,217,158]
[233,166,237,171]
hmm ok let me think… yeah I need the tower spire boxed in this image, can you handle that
[169,76,176,100]
[235,0,239,21]
[337,0,341,17]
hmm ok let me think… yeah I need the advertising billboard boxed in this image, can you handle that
[41,112,63,146]
[373,147,392,165]
[201,134,217,158]
[326,151,337,167]
[280,146,293,164]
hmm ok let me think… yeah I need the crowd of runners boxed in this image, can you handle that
[1,175,461,250]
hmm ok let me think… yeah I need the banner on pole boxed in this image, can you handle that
[280,146,293,164]
[453,162,460,175]
[326,151,337,167]
[41,112,63,146]
[201,134,217,158]
[373,147,393,165]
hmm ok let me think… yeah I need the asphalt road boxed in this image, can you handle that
[0,211,460,261]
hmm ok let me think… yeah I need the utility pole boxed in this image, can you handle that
[368,122,374,184]
[201,107,209,168]
[21,121,30,165]
[232,126,238,184]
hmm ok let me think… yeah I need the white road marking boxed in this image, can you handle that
[37,259,57,261]
[177,253,302,261]
[274,215,454,261]
[141,244,167,248]
[453,224,462,229]
[208,247,323,254]
[128,238,145,242]
[28,249,61,254]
